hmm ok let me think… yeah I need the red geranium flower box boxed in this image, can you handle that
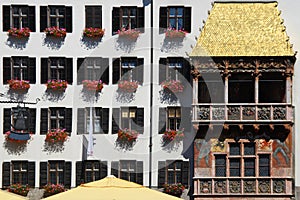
[117,128,139,142]
[7,79,30,91]
[44,27,67,38]
[8,27,31,38]
[46,80,68,92]
[117,28,140,40]
[161,79,184,93]
[8,184,30,197]
[45,129,68,143]
[165,28,186,39]
[162,129,184,142]
[118,80,139,93]
[82,80,104,92]
[163,183,185,197]
[83,27,105,38]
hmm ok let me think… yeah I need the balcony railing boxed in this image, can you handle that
[192,103,293,122]
[193,177,293,196]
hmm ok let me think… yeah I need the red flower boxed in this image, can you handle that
[117,28,140,40]
[8,184,30,196]
[44,27,67,38]
[161,80,184,93]
[117,129,139,142]
[163,183,185,196]
[162,129,184,142]
[118,80,139,93]
[7,79,30,91]
[46,80,68,91]
[165,28,186,39]
[45,129,68,143]
[83,28,105,38]
[82,80,104,92]
[8,27,31,38]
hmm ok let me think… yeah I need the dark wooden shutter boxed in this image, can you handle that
[158,108,167,134]
[100,161,108,179]
[136,161,143,185]
[158,161,166,187]
[159,7,168,34]
[137,7,144,33]
[133,58,144,85]
[3,57,11,84]
[40,162,48,187]
[28,57,36,83]
[40,6,48,32]
[3,5,11,31]
[76,161,83,186]
[112,58,120,84]
[159,58,167,84]
[182,161,189,187]
[112,7,120,35]
[2,162,11,187]
[77,108,85,134]
[86,6,102,28]
[28,108,36,134]
[64,161,72,188]
[184,7,191,33]
[65,6,72,32]
[182,58,191,84]
[40,108,48,135]
[85,6,92,28]
[101,108,109,134]
[136,108,144,134]
[66,58,73,84]
[64,108,72,134]
[111,161,119,177]
[28,162,35,187]
[28,6,36,32]
[3,108,11,132]
[77,58,85,84]
[41,58,48,83]
[112,108,120,134]
[101,58,109,84]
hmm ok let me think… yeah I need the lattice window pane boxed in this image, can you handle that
[215,155,226,177]
[229,143,240,155]
[230,158,240,177]
[244,158,255,176]
[259,155,270,176]
[244,143,255,155]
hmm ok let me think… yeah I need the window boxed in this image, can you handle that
[112,7,144,35]
[112,58,143,84]
[3,5,35,31]
[77,107,109,134]
[75,161,107,186]
[111,160,143,184]
[159,6,191,33]
[3,57,36,84]
[39,161,71,187]
[112,107,144,134]
[159,57,191,84]
[40,107,72,135]
[2,161,35,187]
[85,6,102,28]
[229,73,254,103]
[198,73,225,103]
[214,142,270,177]
[77,57,109,84]
[41,57,73,84]
[259,73,285,103]
[40,6,72,32]
[158,160,189,187]
[3,108,36,134]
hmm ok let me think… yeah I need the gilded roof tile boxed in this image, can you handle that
[190,2,295,57]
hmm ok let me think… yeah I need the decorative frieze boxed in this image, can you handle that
[214,180,226,193]
[199,180,212,194]
[243,180,256,193]
[273,179,286,193]
[229,180,241,193]
[258,180,271,193]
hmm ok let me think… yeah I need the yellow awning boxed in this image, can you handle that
[0,190,27,200]
[44,176,182,200]
[190,2,295,57]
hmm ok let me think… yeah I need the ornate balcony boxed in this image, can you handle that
[193,177,293,196]
[192,103,293,123]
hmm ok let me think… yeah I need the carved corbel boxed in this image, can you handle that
[269,124,275,133]
[283,124,292,134]
[252,60,261,78]
[284,59,294,77]
[253,124,260,133]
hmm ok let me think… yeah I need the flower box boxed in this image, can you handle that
[117,28,140,40]
[162,129,184,142]
[118,80,139,93]
[7,79,30,91]
[165,29,186,39]
[43,184,66,198]
[163,183,185,197]
[161,79,184,93]
[8,27,31,38]
[82,80,104,92]
[4,131,31,143]
[45,129,68,143]
[83,28,105,38]
[44,27,66,38]
[117,129,139,142]
[8,184,30,197]
[46,80,68,92]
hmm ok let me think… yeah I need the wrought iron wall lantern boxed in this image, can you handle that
[0,97,40,141]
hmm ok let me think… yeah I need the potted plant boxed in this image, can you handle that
[161,79,184,93]
[46,80,68,92]
[165,28,186,39]
[117,128,139,142]
[45,129,68,143]
[83,28,105,38]
[43,184,66,198]
[117,28,140,41]
[44,26,67,38]
[8,184,30,197]
[82,80,104,93]
[162,129,184,144]
[163,183,185,197]
[7,79,30,92]
[8,27,31,38]
[118,80,139,93]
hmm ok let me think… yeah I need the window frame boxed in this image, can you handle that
[48,161,65,185]
[12,161,28,185]
[167,107,181,131]
[85,6,102,28]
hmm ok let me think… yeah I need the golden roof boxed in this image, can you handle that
[190,1,295,57]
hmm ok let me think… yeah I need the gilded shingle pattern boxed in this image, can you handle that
[190,2,294,57]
